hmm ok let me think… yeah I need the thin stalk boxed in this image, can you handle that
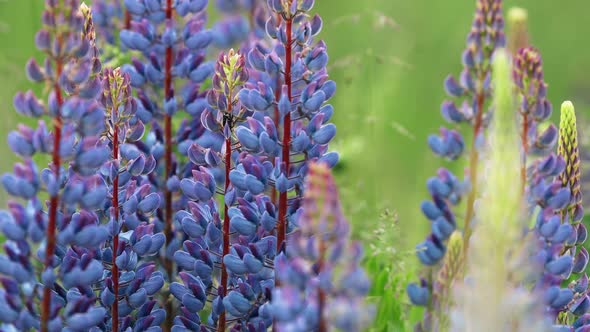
[462,92,485,252]
[217,111,233,332]
[41,39,64,332]
[124,11,131,30]
[163,1,174,330]
[111,108,120,331]
[277,15,293,252]
[272,13,293,332]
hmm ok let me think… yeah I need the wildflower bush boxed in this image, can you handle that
[0,0,589,331]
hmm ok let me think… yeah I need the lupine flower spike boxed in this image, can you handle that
[552,101,589,328]
[513,47,556,195]
[242,0,338,252]
[99,67,165,331]
[212,48,249,331]
[409,1,505,327]
[172,48,275,331]
[0,0,361,331]
[270,162,372,331]
[0,2,109,331]
[120,1,213,328]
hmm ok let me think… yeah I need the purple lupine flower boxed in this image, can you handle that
[513,47,557,194]
[240,0,338,253]
[120,1,214,327]
[96,67,164,331]
[546,101,589,327]
[0,3,110,331]
[514,51,587,329]
[409,1,505,329]
[269,162,371,331]
[174,49,278,331]
[511,48,575,325]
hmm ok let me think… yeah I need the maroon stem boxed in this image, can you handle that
[163,1,174,331]
[272,14,293,332]
[218,115,233,332]
[277,16,293,253]
[111,110,120,331]
[124,11,131,30]
[41,47,64,332]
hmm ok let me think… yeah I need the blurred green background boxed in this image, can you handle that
[1,0,589,329]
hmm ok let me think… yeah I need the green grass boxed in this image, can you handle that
[2,0,590,330]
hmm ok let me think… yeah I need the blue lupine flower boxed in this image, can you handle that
[410,1,505,329]
[240,0,338,254]
[0,1,362,331]
[0,3,110,330]
[119,1,215,327]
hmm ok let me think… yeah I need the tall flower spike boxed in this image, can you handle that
[1,2,110,331]
[270,162,372,331]
[98,67,165,331]
[410,0,505,324]
[513,47,556,195]
[174,48,273,331]
[558,101,584,224]
[551,101,590,327]
[452,49,549,332]
[214,49,248,332]
[241,0,339,252]
[120,1,213,328]
[460,0,505,248]
[512,46,576,330]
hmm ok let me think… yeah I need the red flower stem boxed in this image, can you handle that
[277,16,293,253]
[163,1,174,331]
[520,113,529,195]
[272,15,293,332]
[41,46,64,332]
[111,106,120,331]
[124,10,131,30]
[218,108,233,332]
[462,92,485,252]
